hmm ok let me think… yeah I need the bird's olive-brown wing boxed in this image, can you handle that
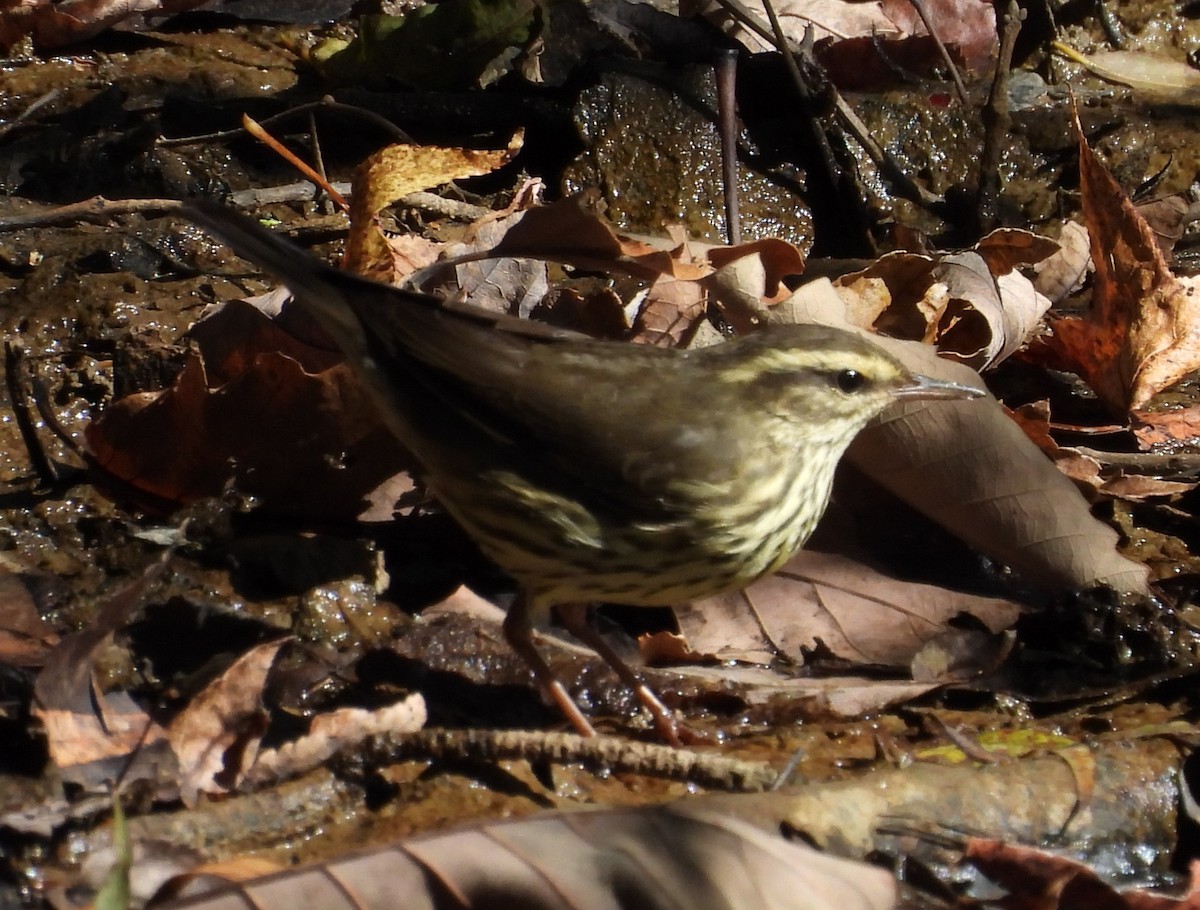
[183,203,775,520]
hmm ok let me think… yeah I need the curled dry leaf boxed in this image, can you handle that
[344,134,523,280]
[460,196,804,314]
[168,639,287,808]
[832,230,1054,370]
[1032,220,1091,303]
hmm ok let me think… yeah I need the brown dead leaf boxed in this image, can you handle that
[85,300,411,521]
[473,196,671,278]
[168,638,287,808]
[638,630,705,664]
[936,250,1041,368]
[1098,473,1196,501]
[814,35,963,91]
[471,196,790,286]
[34,688,165,783]
[690,0,895,60]
[440,207,550,316]
[973,228,1061,276]
[707,237,806,298]
[962,836,1188,909]
[154,858,286,906]
[879,0,997,69]
[835,251,946,340]
[32,554,173,788]
[1138,194,1193,259]
[909,629,1014,683]
[1132,407,1200,450]
[423,198,805,339]
[0,569,57,667]
[1007,402,1196,501]
[1032,101,1200,411]
[696,235,808,333]
[0,0,207,50]
[633,240,711,345]
[676,550,1022,669]
[697,0,995,71]
[385,233,443,286]
[1008,401,1107,491]
[534,286,633,339]
[422,586,934,719]
[853,332,1149,594]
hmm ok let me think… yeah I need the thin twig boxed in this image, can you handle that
[770,747,806,790]
[1072,448,1200,477]
[228,182,353,208]
[906,0,969,105]
[158,96,415,148]
[1095,0,1125,48]
[226,184,491,221]
[0,88,62,142]
[0,187,488,236]
[829,92,942,208]
[30,373,86,459]
[360,728,778,792]
[308,109,331,207]
[0,197,180,231]
[242,114,349,211]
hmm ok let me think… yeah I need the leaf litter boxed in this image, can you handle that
[5,4,1200,908]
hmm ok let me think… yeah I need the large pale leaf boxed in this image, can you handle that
[778,279,1148,594]
[151,805,896,910]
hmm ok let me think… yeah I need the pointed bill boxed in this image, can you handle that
[893,374,985,401]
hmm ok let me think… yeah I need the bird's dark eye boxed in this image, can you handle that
[835,369,867,393]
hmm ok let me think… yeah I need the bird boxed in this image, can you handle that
[182,201,983,743]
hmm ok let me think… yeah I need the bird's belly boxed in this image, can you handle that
[449,465,830,608]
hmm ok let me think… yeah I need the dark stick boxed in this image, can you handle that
[715,49,742,246]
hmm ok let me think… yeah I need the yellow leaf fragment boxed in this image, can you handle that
[345,132,523,278]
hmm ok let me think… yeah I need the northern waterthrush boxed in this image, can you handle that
[184,202,983,742]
